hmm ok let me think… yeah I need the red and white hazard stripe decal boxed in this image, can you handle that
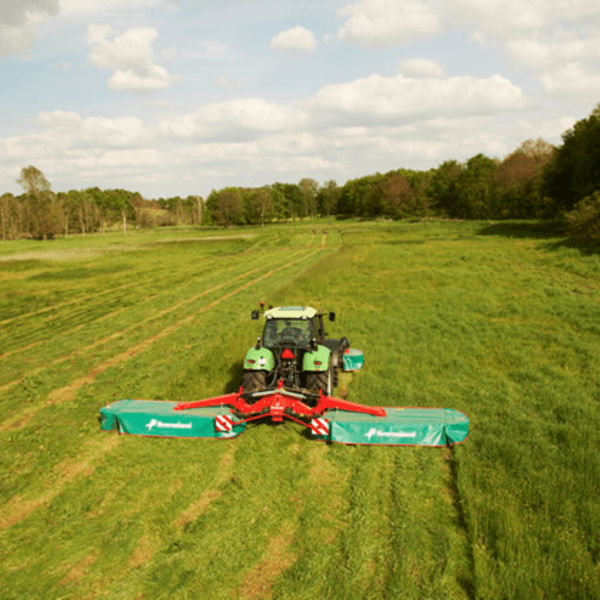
[215,414,234,433]
[311,417,329,437]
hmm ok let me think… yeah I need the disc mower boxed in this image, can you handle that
[100,304,469,446]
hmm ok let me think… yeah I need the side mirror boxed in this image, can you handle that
[251,310,259,320]
[329,312,336,322]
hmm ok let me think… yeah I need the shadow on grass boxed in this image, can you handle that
[475,221,566,240]
[477,220,600,257]
[224,359,244,393]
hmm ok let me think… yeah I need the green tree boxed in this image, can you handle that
[317,180,341,216]
[104,189,136,234]
[272,183,305,220]
[566,190,600,246]
[16,165,61,239]
[298,178,319,218]
[493,139,554,218]
[460,154,498,219]
[206,187,245,227]
[542,103,600,214]
[243,187,275,226]
[427,160,463,218]
[0,193,19,240]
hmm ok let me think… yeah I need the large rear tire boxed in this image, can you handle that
[306,368,331,396]
[243,370,266,392]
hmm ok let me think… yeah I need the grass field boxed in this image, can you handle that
[1,220,599,599]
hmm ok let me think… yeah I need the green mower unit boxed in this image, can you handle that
[100,304,469,446]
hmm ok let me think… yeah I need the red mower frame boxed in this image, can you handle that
[174,380,386,436]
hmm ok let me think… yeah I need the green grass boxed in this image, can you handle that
[1,220,600,599]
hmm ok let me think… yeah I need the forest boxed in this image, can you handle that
[2,103,600,246]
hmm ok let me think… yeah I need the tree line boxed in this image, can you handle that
[2,102,600,244]
[0,169,203,240]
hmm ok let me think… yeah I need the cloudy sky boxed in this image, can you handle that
[1,0,599,199]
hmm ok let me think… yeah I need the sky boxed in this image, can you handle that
[1,0,599,200]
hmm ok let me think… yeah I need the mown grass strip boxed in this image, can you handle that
[0,242,303,377]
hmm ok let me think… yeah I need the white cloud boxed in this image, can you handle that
[59,0,160,15]
[337,0,441,48]
[87,24,177,93]
[108,65,174,92]
[507,36,600,68]
[307,73,528,122]
[158,98,306,139]
[539,62,600,97]
[35,109,149,146]
[270,26,318,53]
[399,58,444,77]
[449,0,600,41]
[87,24,156,70]
[0,0,59,56]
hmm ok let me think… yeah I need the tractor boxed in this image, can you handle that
[242,304,354,398]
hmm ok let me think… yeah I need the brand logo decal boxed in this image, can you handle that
[145,419,192,431]
[365,428,417,441]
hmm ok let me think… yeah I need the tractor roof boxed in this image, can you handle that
[264,306,317,319]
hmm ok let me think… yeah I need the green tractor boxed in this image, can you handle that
[242,304,363,398]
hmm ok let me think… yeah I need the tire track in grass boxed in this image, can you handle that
[0,314,195,433]
[0,340,43,361]
[0,245,221,326]
[58,550,100,586]
[0,228,304,351]
[0,251,252,358]
[0,265,264,394]
[0,282,138,326]
[173,444,237,529]
[0,436,120,531]
[1,242,324,394]
[238,528,298,600]
[0,240,288,356]
[0,256,241,349]
[0,248,324,432]
[0,241,257,329]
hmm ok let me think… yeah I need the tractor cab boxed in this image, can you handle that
[253,305,335,349]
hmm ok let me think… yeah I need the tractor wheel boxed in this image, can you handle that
[243,370,266,392]
[332,365,339,389]
[306,368,331,396]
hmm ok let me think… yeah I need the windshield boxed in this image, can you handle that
[263,318,315,348]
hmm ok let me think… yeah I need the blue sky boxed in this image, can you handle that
[1,0,599,199]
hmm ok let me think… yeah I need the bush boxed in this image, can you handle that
[567,190,600,246]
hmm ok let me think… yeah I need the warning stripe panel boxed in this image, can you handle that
[311,417,329,437]
[215,414,234,432]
